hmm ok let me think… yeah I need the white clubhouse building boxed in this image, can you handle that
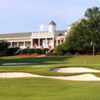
[0,21,67,50]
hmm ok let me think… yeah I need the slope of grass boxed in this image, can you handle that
[0,77,100,100]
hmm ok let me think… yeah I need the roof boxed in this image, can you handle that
[67,17,86,27]
[0,32,32,39]
[49,21,56,25]
[0,30,67,39]
[55,30,67,36]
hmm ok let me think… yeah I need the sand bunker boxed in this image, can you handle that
[0,72,100,81]
[50,74,100,81]
[0,72,42,78]
[51,67,100,73]
[2,63,39,65]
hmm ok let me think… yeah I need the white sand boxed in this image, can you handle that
[0,72,100,81]
[2,63,39,65]
[51,67,100,73]
[0,72,43,78]
[0,67,100,81]
[50,74,100,81]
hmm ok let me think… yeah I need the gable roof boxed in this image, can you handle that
[67,17,86,27]
[55,30,67,36]
[49,21,56,25]
[0,32,32,39]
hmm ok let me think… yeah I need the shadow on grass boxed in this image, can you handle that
[0,56,73,66]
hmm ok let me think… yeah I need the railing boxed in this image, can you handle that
[15,49,23,55]
[32,32,54,36]
[36,46,48,48]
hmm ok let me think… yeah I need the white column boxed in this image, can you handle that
[56,38,58,46]
[11,42,12,47]
[38,38,40,47]
[60,39,61,44]
[53,37,54,48]
[17,42,19,47]
[64,37,65,42]
[45,38,47,46]
[24,41,25,48]
[31,38,33,48]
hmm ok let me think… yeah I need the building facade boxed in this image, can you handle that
[0,21,67,50]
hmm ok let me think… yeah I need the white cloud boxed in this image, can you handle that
[39,24,48,31]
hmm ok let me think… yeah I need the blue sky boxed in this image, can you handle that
[0,0,100,34]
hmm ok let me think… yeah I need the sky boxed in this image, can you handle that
[0,0,100,34]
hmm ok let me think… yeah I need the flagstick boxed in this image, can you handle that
[84,57,85,65]
[84,55,86,65]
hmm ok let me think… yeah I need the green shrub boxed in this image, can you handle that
[23,49,29,54]
[65,52,71,55]
[45,52,57,56]
[86,52,93,55]
[55,44,64,53]
[5,47,20,56]
[0,54,7,57]
[96,52,100,55]
[57,52,64,56]
[75,52,80,55]
[27,49,35,54]
[42,48,49,54]
[35,49,42,54]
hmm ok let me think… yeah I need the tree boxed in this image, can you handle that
[65,7,100,56]
[84,7,100,56]
[55,44,64,53]
[0,40,10,53]
[65,19,89,52]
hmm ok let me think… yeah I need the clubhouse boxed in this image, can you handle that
[0,21,67,50]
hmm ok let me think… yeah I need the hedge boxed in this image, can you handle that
[34,49,42,54]
[45,52,57,56]
[27,49,35,54]
[42,48,49,54]
[6,47,20,56]
[23,49,29,54]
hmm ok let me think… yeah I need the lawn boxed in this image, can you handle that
[0,56,100,100]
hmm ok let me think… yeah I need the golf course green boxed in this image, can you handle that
[0,56,100,100]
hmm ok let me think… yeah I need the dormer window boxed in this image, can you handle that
[58,33,62,36]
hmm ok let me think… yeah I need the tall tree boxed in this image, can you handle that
[84,7,100,56]
[65,19,89,52]
[65,7,100,56]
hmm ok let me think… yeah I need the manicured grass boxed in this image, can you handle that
[1,77,100,100]
[0,56,100,99]
[0,77,100,100]
[1,56,100,76]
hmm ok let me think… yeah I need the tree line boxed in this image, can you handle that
[56,7,100,56]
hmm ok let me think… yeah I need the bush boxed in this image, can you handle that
[45,52,57,56]
[27,49,35,54]
[57,52,64,56]
[96,52,100,55]
[75,52,80,55]
[86,52,93,55]
[23,49,29,54]
[55,44,64,53]
[65,52,72,55]
[42,48,49,54]
[0,54,7,57]
[5,47,20,56]
[34,49,42,54]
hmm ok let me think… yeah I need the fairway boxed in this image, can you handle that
[0,56,100,99]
